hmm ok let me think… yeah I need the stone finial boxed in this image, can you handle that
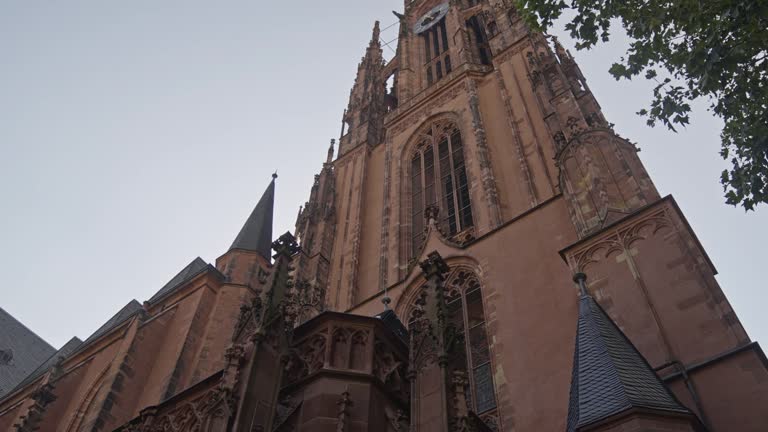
[336,386,354,432]
[573,272,588,297]
[452,370,470,419]
[327,139,336,163]
[381,288,392,310]
[271,232,300,258]
[419,251,449,280]
[425,204,439,226]
[370,21,381,46]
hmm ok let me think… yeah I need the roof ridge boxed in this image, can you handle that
[82,300,143,345]
[147,257,210,304]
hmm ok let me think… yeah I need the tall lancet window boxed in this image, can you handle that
[466,15,492,65]
[411,121,473,257]
[407,269,499,430]
[422,18,451,86]
[446,271,497,418]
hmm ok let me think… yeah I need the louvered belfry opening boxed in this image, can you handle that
[423,18,451,86]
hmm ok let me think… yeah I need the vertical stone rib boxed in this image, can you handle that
[493,69,538,207]
[510,55,557,196]
[379,131,393,289]
[466,78,503,229]
[347,152,367,309]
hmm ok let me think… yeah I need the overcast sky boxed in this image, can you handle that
[1,1,765,350]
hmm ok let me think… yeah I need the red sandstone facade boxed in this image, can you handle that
[1,1,767,431]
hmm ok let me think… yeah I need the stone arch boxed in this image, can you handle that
[401,260,501,429]
[349,329,369,370]
[65,363,111,432]
[394,255,483,321]
[176,403,203,430]
[330,327,351,369]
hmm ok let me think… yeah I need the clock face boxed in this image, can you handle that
[413,2,449,34]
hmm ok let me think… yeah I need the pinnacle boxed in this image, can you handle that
[370,20,381,46]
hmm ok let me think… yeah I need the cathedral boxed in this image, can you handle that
[1,1,767,431]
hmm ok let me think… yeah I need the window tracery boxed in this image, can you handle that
[407,269,498,423]
[422,18,451,86]
[410,120,474,257]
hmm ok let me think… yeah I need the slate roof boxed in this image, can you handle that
[7,300,144,396]
[148,257,209,304]
[82,300,144,345]
[12,336,83,393]
[0,307,56,397]
[566,294,690,431]
[375,309,409,344]
[1,254,223,400]
[229,176,275,260]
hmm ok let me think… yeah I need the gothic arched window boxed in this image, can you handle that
[422,18,451,86]
[445,271,498,417]
[407,269,499,429]
[466,15,492,65]
[411,121,473,257]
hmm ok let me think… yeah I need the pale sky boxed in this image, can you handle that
[1,1,765,350]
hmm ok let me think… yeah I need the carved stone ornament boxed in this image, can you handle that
[450,227,476,247]
[232,293,264,342]
[452,370,470,420]
[336,387,353,432]
[290,279,326,324]
[373,339,409,402]
[116,387,232,432]
[272,232,300,258]
[553,131,567,152]
[566,116,583,136]
[420,251,450,280]
[386,407,410,432]
[425,204,440,225]
[566,206,674,273]
[221,343,245,391]
[585,112,603,128]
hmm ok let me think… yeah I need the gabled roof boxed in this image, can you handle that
[148,257,209,304]
[229,176,276,260]
[0,307,56,397]
[566,293,690,431]
[82,300,144,345]
[12,336,83,392]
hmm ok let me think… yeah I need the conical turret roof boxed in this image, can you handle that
[229,175,276,260]
[566,275,692,431]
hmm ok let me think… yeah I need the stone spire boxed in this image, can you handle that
[338,20,386,156]
[229,174,276,260]
[566,273,700,431]
[326,139,335,164]
[369,20,381,48]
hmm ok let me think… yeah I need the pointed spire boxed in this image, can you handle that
[229,175,276,260]
[327,139,335,164]
[370,20,381,47]
[566,273,694,431]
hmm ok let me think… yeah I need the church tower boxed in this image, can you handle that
[1,2,767,432]
[292,1,768,431]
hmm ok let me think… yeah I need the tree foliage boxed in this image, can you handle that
[516,0,768,210]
